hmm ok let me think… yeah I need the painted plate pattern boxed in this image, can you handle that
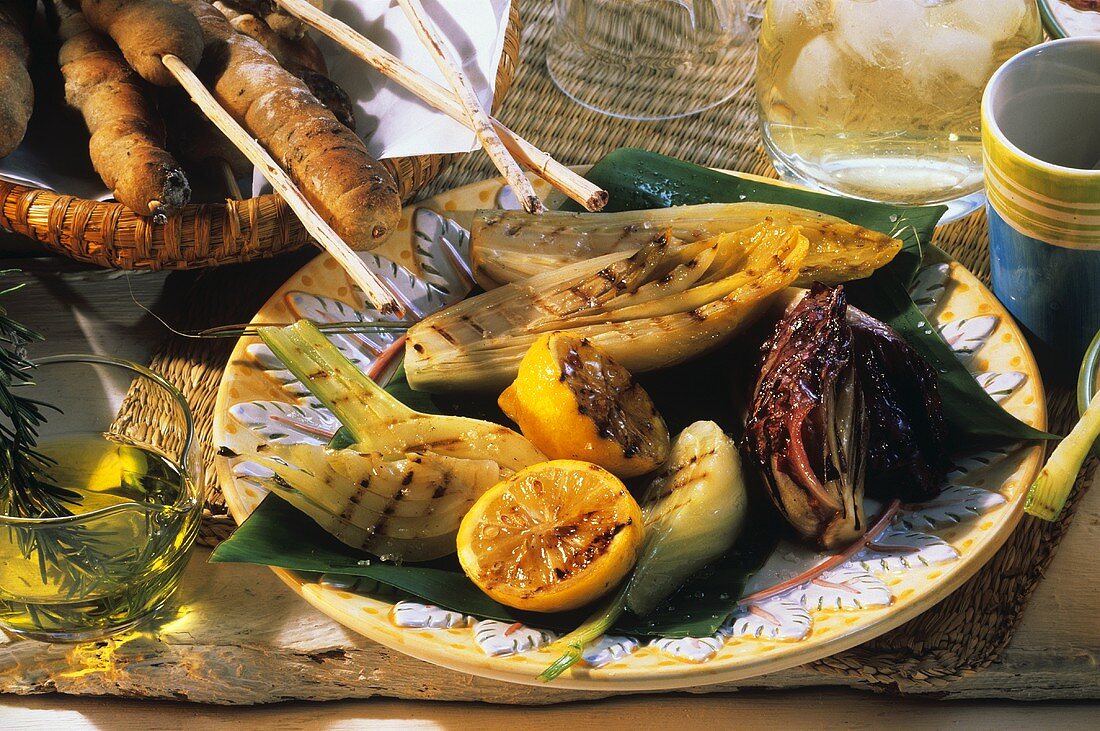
[213,172,1047,691]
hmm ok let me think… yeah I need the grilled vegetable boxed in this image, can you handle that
[234,320,547,560]
[746,285,950,549]
[406,222,809,393]
[457,460,645,613]
[849,306,949,502]
[470,203,901,290]
[498,333,670,478]
[240,444,506,561]
[258,320,546,470]
[626,420,748,615]
[1026,392,1100,521]
[745,285,868,550]
[539,421,748,682]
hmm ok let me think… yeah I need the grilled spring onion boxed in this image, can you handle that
[539,421,748,682]
[234,320,546,560]
[405,222,809,393]
[470,203,901,290]
[1025,392,1100,521]
[257,320,545,469]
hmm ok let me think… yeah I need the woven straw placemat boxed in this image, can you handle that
[143,0,1095,692]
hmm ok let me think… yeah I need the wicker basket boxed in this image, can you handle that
[0,5,520,270]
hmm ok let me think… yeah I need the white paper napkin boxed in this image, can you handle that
[322,0,511,160]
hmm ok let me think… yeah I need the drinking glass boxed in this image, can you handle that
[755,0,1043,221]
[0,355,201,642]
[547,0,752,120]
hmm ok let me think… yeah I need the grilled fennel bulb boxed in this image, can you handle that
[244,444,508,560]
[406,222,810,392]
[228,320,546,560]
[470,204,901,289]
[539,420,748,682]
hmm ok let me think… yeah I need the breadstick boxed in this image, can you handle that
[0,0,33,158]
[213,0,322,72]
[225,0,315,39]
[175,0,399,248]
[54,0,191,215]
[79,0,203,86]
[213,0,354,130]
[160,86,252,180]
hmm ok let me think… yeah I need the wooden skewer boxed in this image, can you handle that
[160,53,404,316]
[395,0,542,214]
[275,0,606,212]
[218,159,243,201]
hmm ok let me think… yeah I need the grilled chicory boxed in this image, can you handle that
[745,284,948,549]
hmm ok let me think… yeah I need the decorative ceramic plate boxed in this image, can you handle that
[213,173,1047,691]
[1039,0,1100,39]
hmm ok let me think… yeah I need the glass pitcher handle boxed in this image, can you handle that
[686,0,750,38]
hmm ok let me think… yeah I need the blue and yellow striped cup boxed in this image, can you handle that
[982,37,1100,374]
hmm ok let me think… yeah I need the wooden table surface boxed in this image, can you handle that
[0,252,1097,728]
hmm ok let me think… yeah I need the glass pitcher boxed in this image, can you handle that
[548,0,752,120]
[0,355,201,642]
[755,0,1043,221]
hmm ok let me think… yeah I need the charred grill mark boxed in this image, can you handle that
[412,342,425,353]
[689,308,708,322]
[460,314,486,335]
[569,284,596,300]
[342,482,367,521]
[409,436,465,452]
[401,471,415,486]
[217,446,238,458]
[430,324,458,345]
[561,342,654,461]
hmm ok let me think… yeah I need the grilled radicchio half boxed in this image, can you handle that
[848,306,949,503]
[746,284,949,549]
[746,285,868,549]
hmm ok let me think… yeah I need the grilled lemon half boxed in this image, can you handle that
[456,460,644,612]
[498,332,671,478]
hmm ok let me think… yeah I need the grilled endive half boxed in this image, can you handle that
[226,320,546,560]
[406,222,810,392]
[471,203,901,289]
[539,421,748,682]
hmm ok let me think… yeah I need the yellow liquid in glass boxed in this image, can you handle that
[756,0,1042,205]
[0,435,199,640]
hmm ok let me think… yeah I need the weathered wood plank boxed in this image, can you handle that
[5,689,1100,730]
